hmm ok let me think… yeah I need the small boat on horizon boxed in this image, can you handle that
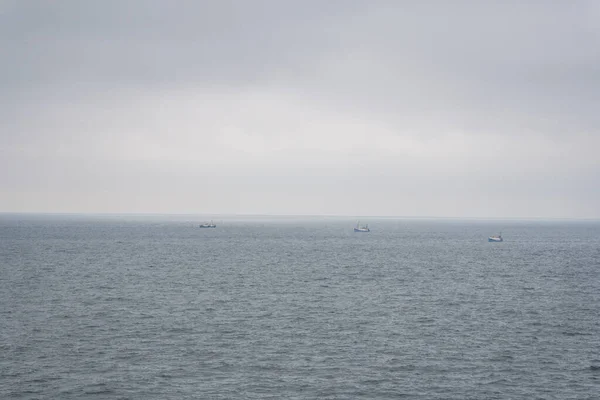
[488,233,503,242]
[199,220,216,228]
[354,221,370,232]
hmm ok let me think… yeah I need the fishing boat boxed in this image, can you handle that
[199,220,216,228]
[488,233,503,242]
[354,222,370,232]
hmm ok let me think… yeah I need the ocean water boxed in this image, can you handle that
[1,214,599,399]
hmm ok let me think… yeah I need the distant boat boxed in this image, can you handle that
[354,221,370,232]
[488,233,503,242]
[199,220,216,228]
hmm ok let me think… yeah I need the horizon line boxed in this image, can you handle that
[0,211,599,222]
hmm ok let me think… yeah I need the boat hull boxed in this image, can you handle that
[354,228,370,232]
[488,237,502,242]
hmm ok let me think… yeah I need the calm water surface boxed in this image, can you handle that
[1,215,599,399]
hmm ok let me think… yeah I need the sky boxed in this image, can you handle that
[1,0,599,218]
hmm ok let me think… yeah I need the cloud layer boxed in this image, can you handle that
[2,1,599,217]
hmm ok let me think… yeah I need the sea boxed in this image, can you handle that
[1,214,599,399]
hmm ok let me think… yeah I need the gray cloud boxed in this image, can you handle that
[1,1,599,217]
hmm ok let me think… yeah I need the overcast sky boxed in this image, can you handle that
[1,1,599,218]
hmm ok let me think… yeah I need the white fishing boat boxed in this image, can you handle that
[488,233,503,242]
[354,222,370,232]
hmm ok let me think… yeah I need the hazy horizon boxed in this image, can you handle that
[2,211,599,223]
[2,1,599,218]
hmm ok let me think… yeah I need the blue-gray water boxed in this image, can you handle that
[1,214,599,399]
